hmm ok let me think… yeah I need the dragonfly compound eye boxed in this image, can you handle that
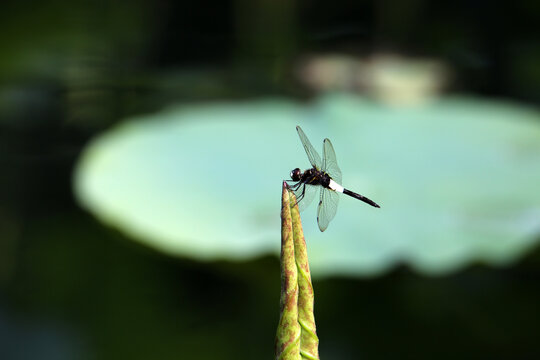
[290,168,301,181]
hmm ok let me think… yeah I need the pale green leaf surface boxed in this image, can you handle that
[74,94,540,276]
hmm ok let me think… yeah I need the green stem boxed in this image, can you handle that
[275,182,319,360]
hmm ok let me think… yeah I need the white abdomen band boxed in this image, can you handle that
[329,179,344,193]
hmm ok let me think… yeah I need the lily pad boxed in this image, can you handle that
[74,94,540,276]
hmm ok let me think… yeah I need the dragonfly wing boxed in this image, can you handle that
[317,187,340,232]
[296,126,322,170]
[291,183,318,212]
[322,138,342,184]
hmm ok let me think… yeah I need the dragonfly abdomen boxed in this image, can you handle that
[328,178,344,193]
[342,188,380,208]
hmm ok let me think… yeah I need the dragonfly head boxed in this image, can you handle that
[290,168,302,181]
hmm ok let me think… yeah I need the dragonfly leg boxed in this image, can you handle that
[285,181,305,207]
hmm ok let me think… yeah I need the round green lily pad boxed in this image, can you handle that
[74,94,540,276]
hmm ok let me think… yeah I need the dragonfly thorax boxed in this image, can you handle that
[291,167,331,188]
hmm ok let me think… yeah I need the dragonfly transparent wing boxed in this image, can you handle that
[291,183,318,213]
[317,187,340,232]
[322,138,342,184]
[296,126,322,170]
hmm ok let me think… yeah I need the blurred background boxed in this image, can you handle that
[1,1,540,359]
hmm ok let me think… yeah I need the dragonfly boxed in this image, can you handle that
[288,126,380,232]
